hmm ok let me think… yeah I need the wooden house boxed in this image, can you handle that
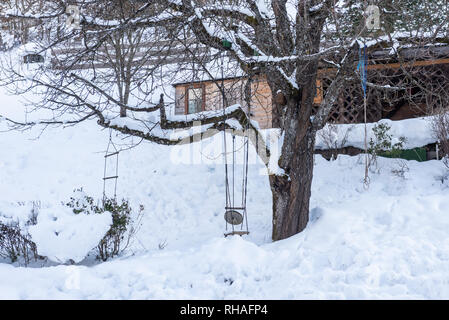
[173,75,275,129]
[173,45,449,129]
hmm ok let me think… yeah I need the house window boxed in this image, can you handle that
[23,54,44,64]
[187,87,203,114]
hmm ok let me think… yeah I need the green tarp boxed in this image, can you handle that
[380,147,427,162]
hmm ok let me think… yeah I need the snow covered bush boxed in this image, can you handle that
[0,189,143,265]
[317,123,353,160]
[0,189,142,265]
[368,123,406,170]
[0,221,39,265]
[390,159,410,179]
[0,202,41,265]
[65,189,144,261]
[96,198,140,261]
[29,201,112,264]
[66,189,101,214]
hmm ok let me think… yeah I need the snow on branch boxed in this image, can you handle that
[97,101,271,167]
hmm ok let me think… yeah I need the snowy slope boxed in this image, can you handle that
[1,88,449,299]
[316,117,437,150]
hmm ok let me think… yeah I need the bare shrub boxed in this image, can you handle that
[66,189,144,261]
[0,202,43,266]
[317,124,353,160]
[391,159,410,179]
[0,221,39,266]
[430,110,449,168]
[97,198,144,261]
[158,240,168,250]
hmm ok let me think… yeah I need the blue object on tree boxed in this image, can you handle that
[357,44,368,97]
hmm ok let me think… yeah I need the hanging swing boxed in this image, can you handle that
[220,40,251,237]
[223,131,250,237]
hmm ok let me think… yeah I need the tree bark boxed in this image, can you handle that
[270,121,315,241]
[268,51,320,241]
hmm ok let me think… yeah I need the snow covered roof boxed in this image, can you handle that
[172,43,449,87]
[17,42,46,56]
[172,75,248,87]
[369,44,449,61]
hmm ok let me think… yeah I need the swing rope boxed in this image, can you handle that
[241,72,252,233]
[358,43,370,189]
[220,49,232,233]
[220,44,251,236]
[242,112,250,232]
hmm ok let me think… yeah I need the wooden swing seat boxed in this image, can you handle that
[224,231,250,237]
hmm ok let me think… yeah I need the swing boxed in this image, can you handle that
[220,40,250,237]
[223,132,250,237]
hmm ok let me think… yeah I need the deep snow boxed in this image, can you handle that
[1,88,449,299]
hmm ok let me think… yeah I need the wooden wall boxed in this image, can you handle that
[174,61,449,128]
[174,77,273,129]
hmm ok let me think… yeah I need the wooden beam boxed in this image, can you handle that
[319,58,449,75]
[368,58,449,70]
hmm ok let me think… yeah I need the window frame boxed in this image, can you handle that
[185,83,205,115]
[23,54,44,64]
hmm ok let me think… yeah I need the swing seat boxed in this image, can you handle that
[224,210,244,225]
[224,231,250,237]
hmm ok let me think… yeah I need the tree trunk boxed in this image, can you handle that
[269,72,318,241]
[120,106,127,117]
[270,125,315,241]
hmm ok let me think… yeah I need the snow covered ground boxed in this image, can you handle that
[1,88,449,299]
